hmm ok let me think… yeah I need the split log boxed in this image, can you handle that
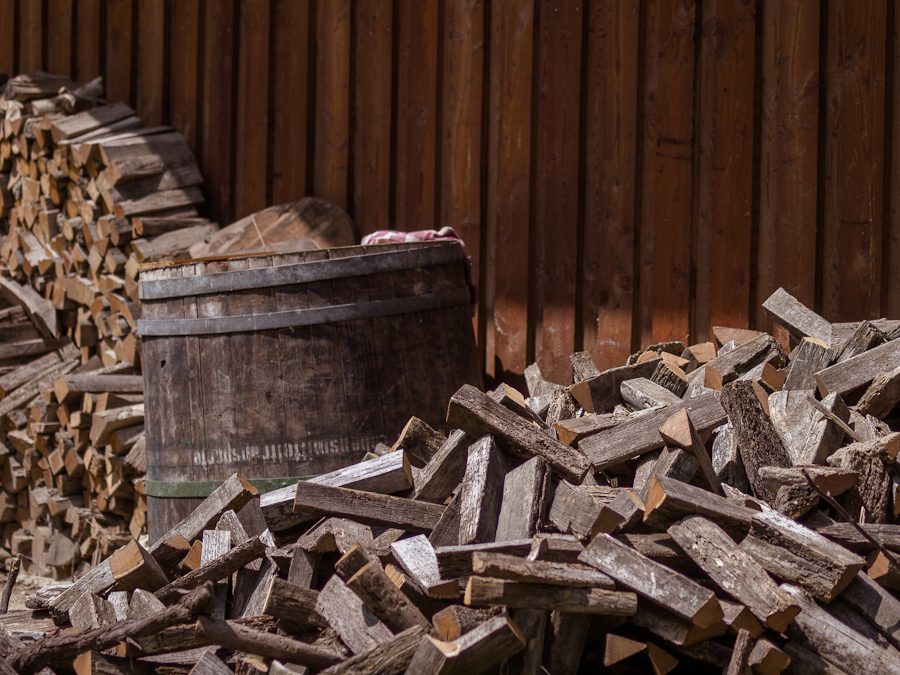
[314,575,393,654]
[317,626,427,675]
[761,287,832,344]
[457,435,506,545]
[391,535,458,599]
[495,456,548,541]
[470,552,614,588]
[463,577,636,615]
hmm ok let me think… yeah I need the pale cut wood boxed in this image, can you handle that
[603,633,645,666]
[782,583,900,675]
[739,510,866,602]
[293,481,443,533]
[762,287,833,344]
[446,384,591,483]
[431,605,494,641]
[495,456,548,541]
[391,535,458,599]
[464,577,636,615]
[457,435,506,545]
[402,615,526,674]
[108,539,169,592]
[579,393,727,470]
[297,518,374,556]
[747,639,790,675]
[314,575,393,655]
[667,516,799,631]
[579,534,723,628]
[703,333,789,384]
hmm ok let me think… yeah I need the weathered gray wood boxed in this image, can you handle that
[470,552,613,589]
[657,407,722,494]
[711,421,749,492]
[739,511,865,601]
[720,381,791,503]
[833,320,887,365]
[127,589,166,620]
[629,600,726,646]
[413,430,472,504]
[759,465,858,497]
[762,287,832,344]
[857,364,900,419]
[579,534,723,627]
[0,277,58,339]
[186,651,232,675]
[262,577,326,633]
[547,480,608,540]
[667,516,799,631]
[568,360,660,413]
[643,475,757,534]
[489,383,550,429]
[464,577,636,615]
[651,361,688,397]
[725,628,753,675]
[827,434,900,524]
[69,594,115,631]
[579,394,727,470]
[446,385,591,483]
[545,389,579,426]
[783,338,828,391]
[154,537,266,603]
[816,339,900,398]
[317,626,426,675]
[435,540,533,579]
[346,562,435,636]
[391,535,458,599]
[620,377,682,410]
[150,473,259,555]
[570,351,601,382]
[293,482,444,533]
[48,561,116,624]
[495,457,548,541]
[403,615,526,675]
[457,435,506,545]
[544,612,592,675]
[551,410,628,446]
[427,492,461,549]
[782,583,900,675]
[839,571,900,650]
[315,575,393,654]
[798,392,850,465]
[236,554,278,619]
[703,333,789,384]
[309,451,413,495]
[393,417,446,468]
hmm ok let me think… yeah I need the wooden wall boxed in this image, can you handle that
[1,0,898,387]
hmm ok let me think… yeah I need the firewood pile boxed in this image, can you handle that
[0,72,216,579]
[0,289,894,673]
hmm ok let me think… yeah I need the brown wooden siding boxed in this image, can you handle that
[1,0,898,386]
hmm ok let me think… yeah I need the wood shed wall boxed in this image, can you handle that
[0,0,897,386]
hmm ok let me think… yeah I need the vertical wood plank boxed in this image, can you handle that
[889,0,900,318]
[75,0,102,82]
[533,0,583,384]
[313,0,351,211]
[19,0,43,74]
[582,0,640,371]
[695,0,756,340]
[639,0,696,346]
[485,0,534,379]
[169,0,200,153]
[395,0,439,232]
[271,0,312,205]
[823,1,886,321]
[47,0,74,77]
[136,0,165,127]
[353,0,393,236]
[234,0,271,219]
[201,0,236,225]
[440,0,484,327]
[757,1,820,339]
[106,0,134,105]
[0,1,15,77]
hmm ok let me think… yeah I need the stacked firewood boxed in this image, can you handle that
[0,72,216,578]
[0,288,897,673]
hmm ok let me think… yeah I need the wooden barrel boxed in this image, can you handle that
[138,240,481,541]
